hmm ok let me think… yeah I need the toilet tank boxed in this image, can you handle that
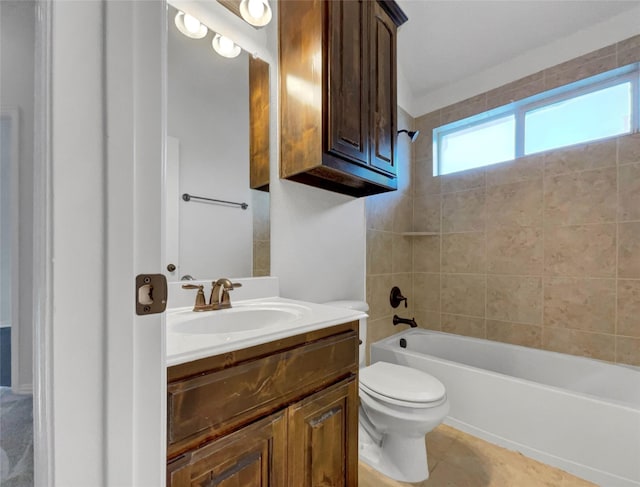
[323,300,369,368]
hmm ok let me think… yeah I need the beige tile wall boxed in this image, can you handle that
[365,107,415,361]
[252,190,270,276]
[410,132,640,366]
[365,34,640,366]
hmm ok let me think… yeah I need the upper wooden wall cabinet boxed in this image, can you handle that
[279,0,408,197]
[249,56,270,192]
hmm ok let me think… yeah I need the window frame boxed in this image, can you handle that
[433,63,640,176]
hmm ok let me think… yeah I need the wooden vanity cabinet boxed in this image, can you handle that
[280,0,407,198]
[167,411,287,486]
[167,322,359,486]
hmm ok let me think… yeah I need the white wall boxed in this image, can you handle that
[271,180,366,303]
[167,10,252,280]
[405,4,640,116]
[396,61,413,117]
[0,0,35,393]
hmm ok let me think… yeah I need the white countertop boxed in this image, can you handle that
[166,297,365,367]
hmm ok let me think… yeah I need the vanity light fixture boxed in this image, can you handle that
[239,0,272,27]
[212,33,242,58]
[174,11,208,39]
[397,129,420,142]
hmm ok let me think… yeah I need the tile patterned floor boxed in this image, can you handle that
[359,424,597,487]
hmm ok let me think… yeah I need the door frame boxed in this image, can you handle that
[32,0,53,482]
[104,1,167,484]
[0,107,20,392]
[32,0,167,484]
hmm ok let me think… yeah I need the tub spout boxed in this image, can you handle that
[393,315,417,328]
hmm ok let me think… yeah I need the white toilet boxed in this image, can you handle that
[324,300,450,483]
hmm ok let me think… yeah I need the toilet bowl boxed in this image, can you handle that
[323,300,449,483]
[359,361,449,482]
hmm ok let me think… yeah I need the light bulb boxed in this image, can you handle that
[247,0,265,20]
[182,14,201,35]
[239,0,272,27]
[212,34,241,58]
[174,11,208,39]
[218,36,234,53]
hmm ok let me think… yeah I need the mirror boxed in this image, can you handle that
[166,4,270,281]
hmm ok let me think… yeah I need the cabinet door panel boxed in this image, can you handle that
[167,412,287,487]
[288,378,358,487]
[370,2,397,175]
[326,0,369,165]
[168,330,357,453]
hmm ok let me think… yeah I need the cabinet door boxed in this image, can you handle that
[249,56,270,191]
[288,378,358,487]
[167,412,287,487]
[326,0,370,166]
[369,1,397,175]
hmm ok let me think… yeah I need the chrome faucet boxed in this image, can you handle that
[182,279,243,312]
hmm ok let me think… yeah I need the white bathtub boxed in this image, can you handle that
[371,329,640,486]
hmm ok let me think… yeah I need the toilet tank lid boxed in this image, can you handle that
[323,300,369,312]
[360,362,446,404]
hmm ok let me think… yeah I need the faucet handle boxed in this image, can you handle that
[181,284,201,289]
[223,283,242,306]
[224,282,242,305]
[390,286,408,308]
[182,284,207,311]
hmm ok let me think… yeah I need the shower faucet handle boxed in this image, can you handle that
[390,286,408,308]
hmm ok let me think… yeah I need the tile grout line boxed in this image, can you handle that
[614,138,619,363]
[435,272,625,280]
[542,152,547,350]
[483,171,488,339]
[411,158,416,325]
[439,184,443,332]
[437,108,444,332]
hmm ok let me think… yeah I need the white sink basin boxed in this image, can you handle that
[168,301,310,335]
[166,296,368,366]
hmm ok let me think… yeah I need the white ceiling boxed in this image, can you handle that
[396,0,640,110]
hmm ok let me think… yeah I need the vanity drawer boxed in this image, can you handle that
[167,329,357,453]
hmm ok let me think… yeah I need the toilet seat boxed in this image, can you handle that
[359,362,446,408]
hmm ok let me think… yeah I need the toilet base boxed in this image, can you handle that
[359,423,430,483]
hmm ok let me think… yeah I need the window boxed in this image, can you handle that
[439,115,515,174]
[524,81,632,155]
[434,64,639,176]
